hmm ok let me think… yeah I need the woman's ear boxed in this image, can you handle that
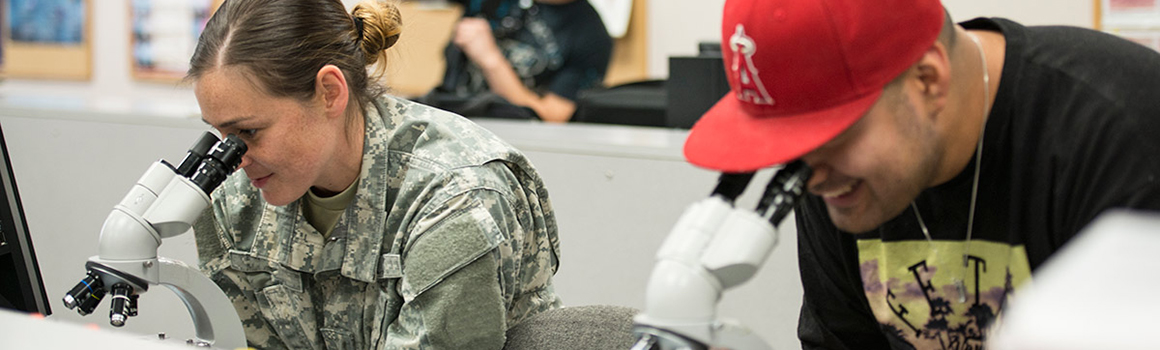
[316,65,350,119]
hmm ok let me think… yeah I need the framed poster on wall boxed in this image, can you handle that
[1097,0,1160,51]
[131,0,222,82]
[1,0,92,80]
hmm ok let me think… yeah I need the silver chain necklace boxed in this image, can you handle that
[910,32,990,303]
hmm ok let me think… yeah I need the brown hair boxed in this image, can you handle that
[186,0,402,120]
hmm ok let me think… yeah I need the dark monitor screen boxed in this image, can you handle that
[0,122,51,315]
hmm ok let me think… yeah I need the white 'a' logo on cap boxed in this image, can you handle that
[730,24,774,105]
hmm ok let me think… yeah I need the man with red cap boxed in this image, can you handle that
[684,0,1160,348]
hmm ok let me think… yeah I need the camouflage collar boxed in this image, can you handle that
[333,97,392,283]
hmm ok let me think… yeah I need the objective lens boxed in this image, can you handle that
[75,286,107,316]
[109,284,133,327]
[62,273,103,310]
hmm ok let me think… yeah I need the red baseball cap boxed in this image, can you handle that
[684,0,945,172]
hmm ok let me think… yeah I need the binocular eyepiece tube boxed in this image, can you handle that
[187,133,247,195]
[756,160,812,226]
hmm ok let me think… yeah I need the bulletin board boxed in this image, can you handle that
[1097,0,1160,51]
[1,0,92,80]
[130,0,223,82]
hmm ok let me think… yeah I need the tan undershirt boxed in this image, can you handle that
[303,179,359,238]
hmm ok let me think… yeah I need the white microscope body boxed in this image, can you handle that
[632,161,811,350]
[61,133,247,349]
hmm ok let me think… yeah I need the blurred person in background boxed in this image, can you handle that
[427,0,612,122]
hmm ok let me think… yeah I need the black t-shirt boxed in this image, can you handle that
[796,18,1160,350]
[459,0,613,101]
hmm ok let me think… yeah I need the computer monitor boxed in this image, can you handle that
[0,122,51,315]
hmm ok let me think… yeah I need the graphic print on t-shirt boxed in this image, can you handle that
[858,239,1031,349]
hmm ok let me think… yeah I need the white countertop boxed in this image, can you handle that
[0,91,691,161]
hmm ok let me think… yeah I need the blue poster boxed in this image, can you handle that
[8,0,86,44]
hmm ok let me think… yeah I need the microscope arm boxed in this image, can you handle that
[158,258,246,349]
[633,161,811,350]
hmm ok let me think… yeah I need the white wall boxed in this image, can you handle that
[2,0,1097,97]
[645,0,1096,78]
[943,0,1095,27]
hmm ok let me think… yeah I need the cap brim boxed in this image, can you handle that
[684,90,882,172]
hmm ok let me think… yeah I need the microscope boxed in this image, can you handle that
[60,132,247,349]
[631,161,812,350]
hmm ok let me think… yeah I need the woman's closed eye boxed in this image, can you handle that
[236,128,259,138]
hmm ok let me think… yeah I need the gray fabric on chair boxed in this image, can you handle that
[503,305,640,350]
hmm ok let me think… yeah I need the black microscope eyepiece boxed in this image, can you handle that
[188,134,247,195]
[175,132,222,177]
[755,160,813,226]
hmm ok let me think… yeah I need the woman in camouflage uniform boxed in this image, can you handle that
[186,1,562,349]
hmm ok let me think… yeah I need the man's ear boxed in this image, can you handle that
[315,65,350,120]
[913,41,952,116]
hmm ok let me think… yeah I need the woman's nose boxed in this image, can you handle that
[236,154,252,171]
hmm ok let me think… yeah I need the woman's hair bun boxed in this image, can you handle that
[353,0,403,65]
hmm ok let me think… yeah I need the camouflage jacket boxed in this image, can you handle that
[192,95,563,349]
